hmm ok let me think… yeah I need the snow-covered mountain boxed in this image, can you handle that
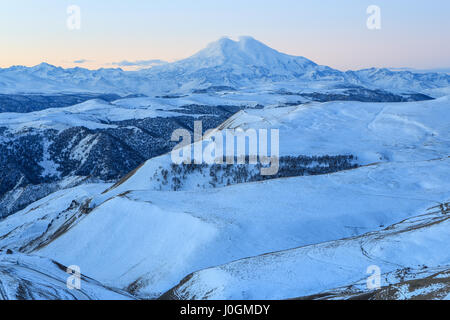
[0,36,449,300]
[1,36,450,97]
[138,36,341,92]
[166,36,319,73]
[1,97,448,299]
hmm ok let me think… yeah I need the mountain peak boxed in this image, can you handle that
[199,36,278,57]
[31,62,60,72]
[34,62,56,68]
[181,36,316,72]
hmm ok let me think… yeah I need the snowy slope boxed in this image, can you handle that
[312,266,450,300]
[163,202,450,300]
[0,253,131,300]
[217,97,450,163]
[0,95,448,299]
[30,97,450,298]
[0,183,111,252]
[36,158,450,298]
[0,99,185,132]
[1,87,430,133]
[350,68,450,96]
[94,96,450,196]
[0,183,139,300]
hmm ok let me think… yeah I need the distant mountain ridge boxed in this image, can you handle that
[1,36,450,97]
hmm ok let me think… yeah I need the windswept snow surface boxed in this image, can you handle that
[0,91,305,132]
[0,253,131,300]
[0,94,449,299]
[94,96,450,197]
[26,97,450,298]
[0,183,111,252]
[164,204,450,300]
[0,99,185,132]
[37,158,450,298]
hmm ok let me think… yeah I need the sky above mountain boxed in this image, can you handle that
[1,0,450,71]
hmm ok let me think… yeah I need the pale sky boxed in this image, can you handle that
[1,0,449,71]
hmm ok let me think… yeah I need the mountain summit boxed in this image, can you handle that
[149,36,330,85]
[181,36,317,70]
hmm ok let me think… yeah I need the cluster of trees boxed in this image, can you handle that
[153,155,358,191]
[274,87,432,103]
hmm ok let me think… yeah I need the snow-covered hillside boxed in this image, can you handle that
[0,87,431,219]
[94,96,450,195]
[1,37,449,97]
[34,157,450,298]
[21,97,448,298]
[163,201,450,300]
[0,99,186,132]
[0,253,132,300]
